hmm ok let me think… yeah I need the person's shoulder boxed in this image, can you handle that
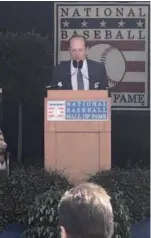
[87,59,104,68]
[53,60,70,69]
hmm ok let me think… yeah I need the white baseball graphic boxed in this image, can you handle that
[87,44,126,88]
[52,108,61,117]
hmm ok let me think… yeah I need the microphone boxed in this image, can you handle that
[72,60,90,83]
[71,60,81,77]
[72,60,83,69]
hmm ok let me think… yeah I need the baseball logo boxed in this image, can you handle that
[87,44,126,88]
[52,108,61,117]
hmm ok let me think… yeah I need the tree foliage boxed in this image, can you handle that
[0,31,52,105]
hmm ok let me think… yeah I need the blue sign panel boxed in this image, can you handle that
[47,100,108,121]
[65,100,108,121]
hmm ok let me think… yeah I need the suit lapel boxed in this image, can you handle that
[87,60,94,90]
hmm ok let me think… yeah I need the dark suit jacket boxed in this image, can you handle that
[0,224,25,238]
[131,218,150,238]
[50,59,108,90]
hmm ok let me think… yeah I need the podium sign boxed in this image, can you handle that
[45,90,111,183]
[47,100,108,121]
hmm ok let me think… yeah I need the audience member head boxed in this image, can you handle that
[58,182,114,238]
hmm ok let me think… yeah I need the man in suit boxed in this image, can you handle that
[51,35,108,90]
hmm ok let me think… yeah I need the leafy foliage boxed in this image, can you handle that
[0,166,71,231]
[0,31,51,105]
[24,187,65,238]
[0,167,149,238]
[111,191,130,238]
[88,168,150,237]
[24,169,149,238]
[25,191,129,238]
[25,189,130,238]
[88,169,150,222]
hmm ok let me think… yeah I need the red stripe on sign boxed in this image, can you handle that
[60,40,145,52]
[111,82,145,93]
[48,114,64,117]
[125,61,145,72]
[48,107,64,109]
[48,109,64,111]
[48,112,65,115]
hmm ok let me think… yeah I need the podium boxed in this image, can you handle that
[44,90,111,184]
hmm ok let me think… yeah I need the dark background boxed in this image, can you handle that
[0,1,150,168]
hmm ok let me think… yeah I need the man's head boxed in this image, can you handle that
[58,182,114,238]
[69,35,88,61]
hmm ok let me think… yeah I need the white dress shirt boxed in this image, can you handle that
[70,60,89,90]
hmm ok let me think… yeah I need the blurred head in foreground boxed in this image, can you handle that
[58,182,114,238]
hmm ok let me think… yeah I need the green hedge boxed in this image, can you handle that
[24,187,63,238]
[24,185,131,238]
[0,167,150,238]
[88,168,150,223]
[0,166,71,231]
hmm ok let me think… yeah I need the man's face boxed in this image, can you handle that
[69,37,87,61]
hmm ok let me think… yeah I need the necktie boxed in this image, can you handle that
[77,68,84,90]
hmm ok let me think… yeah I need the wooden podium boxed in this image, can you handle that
[44,90,111,184]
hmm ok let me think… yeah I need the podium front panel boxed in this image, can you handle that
[44,90,111,184]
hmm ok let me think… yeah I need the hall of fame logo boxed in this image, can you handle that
[54,2,150,110]
[47,101,65,121]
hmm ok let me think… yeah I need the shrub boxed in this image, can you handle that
[24,185,131,238]
[88,168,150,222]
[1,167,149,238]
[111,191,131,238]
[0,166,71,231]
[88,168,150,237]
[24,172,134,238]
[23,187,65,238]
